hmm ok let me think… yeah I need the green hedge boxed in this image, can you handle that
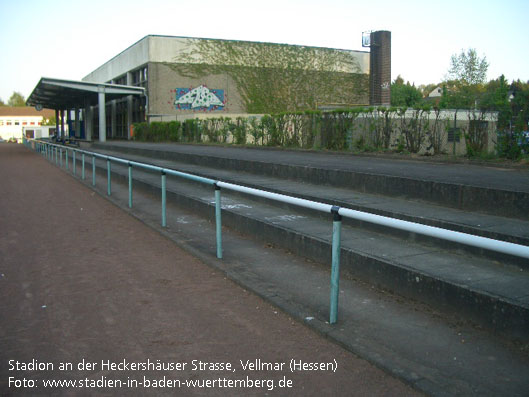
[132,106,494,155]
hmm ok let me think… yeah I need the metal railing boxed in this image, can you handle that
[25,138,529,325]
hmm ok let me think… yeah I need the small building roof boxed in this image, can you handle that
[0,106,55,119]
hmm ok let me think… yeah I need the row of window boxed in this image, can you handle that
[131,67,148,86]
[0,120,41,126]
[111,66,148,87]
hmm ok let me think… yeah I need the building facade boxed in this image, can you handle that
[0,107,54,142]
[82,35,377,139]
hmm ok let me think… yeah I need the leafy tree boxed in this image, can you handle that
[391,75,423,107]
[439,78,485,109]
[0,97,5,106]
[42,115,56,126]
[480,75,511,129]
[447,48,488,86]
[510,79,529,130]
[8,91,26,107]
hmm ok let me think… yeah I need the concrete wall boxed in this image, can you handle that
[22,126,55,140]
[84,35,369,83]
[148,62,245,115]
[83,37,150,83]
[83,35,370,117]
[148,36,369,73]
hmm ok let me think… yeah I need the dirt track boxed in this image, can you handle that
[0,143,419,396]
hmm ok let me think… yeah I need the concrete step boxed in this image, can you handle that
[72,149,529,343]
[49,147,529,396]
[89,145,529,269]
[91,142,529,220]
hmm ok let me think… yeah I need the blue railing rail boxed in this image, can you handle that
[25,138,529,324]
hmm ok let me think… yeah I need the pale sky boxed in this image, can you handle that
[1,0,528,103]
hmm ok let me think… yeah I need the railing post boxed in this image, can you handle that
[329,206,342,325]
[92,155,96,186]
[65,148,69,170]
[215,184,223,259]
[60,148,63,167]
[107,158,111,196]
[73,150,76,176]
[128,163,133,208]
[161,171,166,227]
[82,153,85,180]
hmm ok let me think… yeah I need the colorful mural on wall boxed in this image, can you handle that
[174,85,225,111]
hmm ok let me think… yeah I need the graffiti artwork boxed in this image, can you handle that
[174,85,225,111]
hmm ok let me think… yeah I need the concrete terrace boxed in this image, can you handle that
[15,141,529,395]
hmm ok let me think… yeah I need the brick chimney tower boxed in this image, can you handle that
[369,30,391,106]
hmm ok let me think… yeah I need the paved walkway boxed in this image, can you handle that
[0,143,418,395]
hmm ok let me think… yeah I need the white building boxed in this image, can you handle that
[0,107,54,142]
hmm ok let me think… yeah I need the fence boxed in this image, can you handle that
[135,108,499,156]
[25,138,529,325]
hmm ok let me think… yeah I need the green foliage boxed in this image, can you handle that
[8,91,26,107]
[447,48,488,85]
[165,39,368,113]
[132,101,525,159]
[464,109,490,156]
[399,108,430,153]
[438,49,488,113]
[479,75,511,130]
[510,80,529,134]
[42,115,56,126]
[182,119,201,142]
[134,109,446,153]
[391,76,423,107]
[133,121,181,142]
[440,81,482,109]
[233,117,247,145]
[496,131,522,160]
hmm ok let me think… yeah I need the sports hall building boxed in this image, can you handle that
[27,31,390,142]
